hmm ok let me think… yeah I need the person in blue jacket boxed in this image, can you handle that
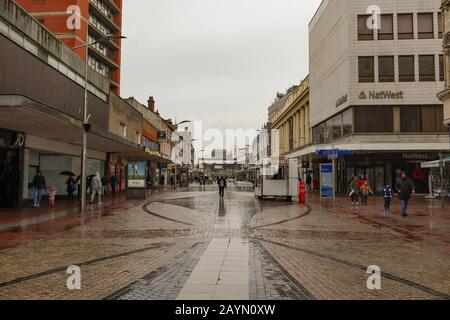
[383,183,394,215]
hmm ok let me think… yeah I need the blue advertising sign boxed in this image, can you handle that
[320,163,334,198]
[316,149,352,156]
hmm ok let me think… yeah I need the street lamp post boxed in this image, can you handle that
[73,34,126,212]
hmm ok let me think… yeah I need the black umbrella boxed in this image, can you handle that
[60,171,76,176]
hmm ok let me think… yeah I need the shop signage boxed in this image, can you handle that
[402,153,431,161]
[335,94,348,108]
[359,91,404,100]
[157,131,167,142]
[127,161,146,189]
[0,129,25,148]
[316,149,352,156]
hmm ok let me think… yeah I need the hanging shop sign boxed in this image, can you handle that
[157,131,167,142]
[0,129,25,148]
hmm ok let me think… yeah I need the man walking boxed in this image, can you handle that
[32,171,46,208]
[395,171,415,217]
[218,176,227,198]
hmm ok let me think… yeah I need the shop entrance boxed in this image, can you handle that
[0,148,20,209]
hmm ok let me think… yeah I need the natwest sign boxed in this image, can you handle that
[359,90,404,100]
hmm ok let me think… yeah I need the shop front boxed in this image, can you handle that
[0,129,24,209]
[334,152,440,194]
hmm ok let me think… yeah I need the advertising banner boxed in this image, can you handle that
[127,161,146,189]
[320,163,334,198]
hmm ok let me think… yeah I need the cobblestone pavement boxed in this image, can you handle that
[0,188,449,300]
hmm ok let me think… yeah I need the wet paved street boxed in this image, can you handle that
[0,188,450,300]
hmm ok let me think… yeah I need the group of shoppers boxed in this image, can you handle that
[348,171,415,217]
[31,171,119,208]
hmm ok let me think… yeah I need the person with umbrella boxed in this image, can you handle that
[60,171,77,201]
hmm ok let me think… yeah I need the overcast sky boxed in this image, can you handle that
[121,0,322,150]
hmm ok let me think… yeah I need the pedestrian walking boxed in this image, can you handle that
[32,171,46,208]
[46,186,57,208]
[395,171,415,217]
[75,175,81,201]
[306,174,312,191]
[101,176,108,196]
[218,176,227,198]
[348,176,360,209]
[66,176,76,200]
[110,175,118,198]
[383,183,393,215]
[90,172,103,205]
[360,181,374,205]
[146,175,153,195]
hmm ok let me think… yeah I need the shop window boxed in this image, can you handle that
[419,55,435,81]
[418,13,434,39]
[325,119,333,143]
[379,14,394,40]
[397,14,414,39]
[332,114,343,140]
[439,55,444,82]
[400,106,444,133]
[358,57,375,83]
[378,56,395,82]
[354,106,393,133]
[312,124,325,144]
[398,55,415,82]
[358,15,374,40]
[438,12,443,38]
[342,108,353,136]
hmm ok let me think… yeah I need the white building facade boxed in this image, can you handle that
[303,0,449,194]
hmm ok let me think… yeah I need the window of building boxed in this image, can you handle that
[419,55,435,81]
[358,15,374,40]
[418,13,434,39]
[398,55,415,82]
[438,12,443,38]
[379,14,394,40]
[136,131,141,144]
[354,106,393,133]
[378,56,395,82]
[332,114,343,140]
[312,124,325,144]
[437,106,448,132]
[324,119,333,143]
[439,54,444,82]
[359,57,375,82]
[289,117,294,150]
[401,106,444,133]
[397,14,414,39]
[342,108,353,136]
[120,123,127,137]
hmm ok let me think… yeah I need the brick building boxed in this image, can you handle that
[15,0,123,93]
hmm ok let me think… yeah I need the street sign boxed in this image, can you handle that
[320,163,334,199]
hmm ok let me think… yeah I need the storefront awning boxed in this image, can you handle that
[0,95,143,153]
[421,157,450,169]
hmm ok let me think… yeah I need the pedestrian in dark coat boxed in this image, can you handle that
[395,171,415,217]
[32,171,46,208]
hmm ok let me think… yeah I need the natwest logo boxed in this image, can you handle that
[359,91,404,100]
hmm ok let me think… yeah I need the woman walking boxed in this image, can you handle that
[90,172,103,205]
